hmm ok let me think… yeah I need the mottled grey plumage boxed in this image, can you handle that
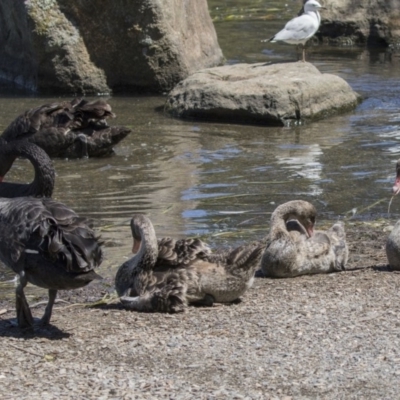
[386,221,400,269]
[261,200,348,278]
[115,214,266,312]
[387,161,400,269]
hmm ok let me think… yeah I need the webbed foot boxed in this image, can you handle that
[192,294,215,307]
[15,272,34,332]
[38,289,57,326]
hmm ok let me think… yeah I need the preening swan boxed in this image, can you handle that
[261,200,348,278]
[115,214,266,312]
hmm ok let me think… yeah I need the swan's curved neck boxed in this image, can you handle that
[270,203,305,239]
[25,144,54,197]
[129,221,159,273]
[0,141,55,197]
[270,201,314,239]
[270,209,292,239]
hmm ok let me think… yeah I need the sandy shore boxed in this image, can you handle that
[1,221,398,399]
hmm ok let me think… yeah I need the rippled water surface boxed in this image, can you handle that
[1,0,400,297]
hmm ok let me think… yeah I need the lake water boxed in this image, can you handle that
[1,0,399,297]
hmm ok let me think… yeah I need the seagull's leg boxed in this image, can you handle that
[15,271,34,331]
[39,289,58,326]
[302,44,306,62]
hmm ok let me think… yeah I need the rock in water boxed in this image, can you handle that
[0,0,224,94]
[165,62,361,126]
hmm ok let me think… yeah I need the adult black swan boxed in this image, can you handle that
[0,140,103,330]
[0,197,103,330]
[1,98,131,158]
[0,138,54,198]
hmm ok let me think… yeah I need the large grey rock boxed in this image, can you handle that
[0,0,223,94]
[0,1,37,91]
[26,0,110,94]
[315,0,400,46]
[165,62,362,126]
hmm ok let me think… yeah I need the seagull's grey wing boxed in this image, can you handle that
[273,15,318,42]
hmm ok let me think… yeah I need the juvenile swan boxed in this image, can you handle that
[261,200,348,277]
[115,214,265,312]
[386,161,400,269]
[386,221,400,270]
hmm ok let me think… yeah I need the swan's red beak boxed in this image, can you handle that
[393,176,400,195]
[306,226,314,238]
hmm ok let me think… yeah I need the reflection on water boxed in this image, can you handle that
[1,0,400,298]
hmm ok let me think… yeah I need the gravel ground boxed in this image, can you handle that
[1,221,400,399]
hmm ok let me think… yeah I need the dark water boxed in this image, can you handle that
[1,0,400,296]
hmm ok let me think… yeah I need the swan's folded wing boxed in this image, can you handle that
[224,242,264,272]
[303,232,332,259]
[1,104,66,141]
[0,197,102,274]
[156,237,212,268]
[0,222,24,267]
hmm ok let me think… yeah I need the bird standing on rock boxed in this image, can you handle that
[266,0,325,62]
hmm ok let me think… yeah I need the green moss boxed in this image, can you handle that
[26,0,61,36]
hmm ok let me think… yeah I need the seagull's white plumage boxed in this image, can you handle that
[268,0,324,61]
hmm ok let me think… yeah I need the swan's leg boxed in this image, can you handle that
[39,289,58,326]
[120,289,186,313]
[151,289,186,313]
[120,294,153,312]
[15,272,34,331]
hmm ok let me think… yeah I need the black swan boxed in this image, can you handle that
[261,200,348,278]
[0,140,103,330]
[115,214,266,312]
[0,197,103,330]
[1,98,131,158]
[0,138,54,198]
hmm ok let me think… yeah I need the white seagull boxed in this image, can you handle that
[266,0,325,62]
